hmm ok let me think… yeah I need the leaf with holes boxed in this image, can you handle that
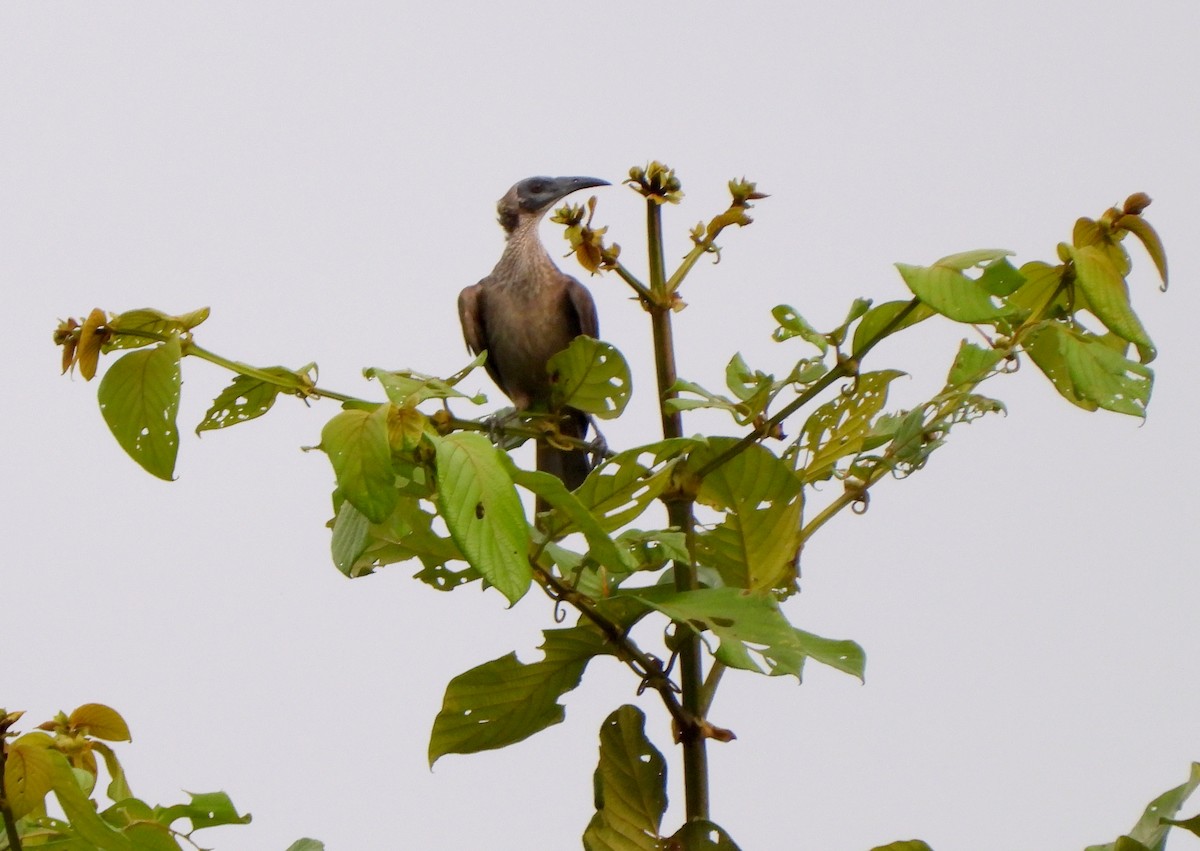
[549,337,631,419]
[896,251,1017,324]
[1024,323,1152,418]
[155,790,252,830]
[562,440,694,533]
[799,369,905,482]
[771,304,827,352]
[366,353,488,406]
[196,366,312,433]
[1085,763,1200,851]
[429,625,613,765]
[582,705,666,851]
[434,432,530,603]
[98,336,182,480]
[627,587,864,681]
[688,438,803,593]
[105,307,210,353]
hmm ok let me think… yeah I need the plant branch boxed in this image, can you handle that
[0,744,22,851]
[608,261,656,306]
[644,196,712,823]
[531,564,693,733]
[693,298,923,479]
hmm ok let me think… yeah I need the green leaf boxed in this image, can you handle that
[154,791,251,830]
[344,493,465,582]
[666,378,752,424]
[851,300,934,353]
[366,353,488,406]
[1008,261,1067,318]
[320,406,397,523]
[668,820,744,850]
[582,705,666,851]
[896,252,1016,323]
[688,439,803,593]
[105,800,184,851]
[98,336,182,480]
[870,842,934,851]
[434,432,531,604]
[196,367,309,433]
[828,297,873,346]
[503,460,637,575]
[1068,244,1155,362]
[429,625,613,765]
[105,307,210,352]
[1085,763,1200,851]
[91,742,132,803]
[1025,323,1152,417]
[4,733,57,819]
[800,370,905,482]
[330,499,372,577]
[285,841,327,851]
[946,341,1004,387]
[629,587,865,681]
[48,749,137,850]
[977,257,1026,296]
[565,441,694,534]
[548,337,632,419]
[771,304,828,352]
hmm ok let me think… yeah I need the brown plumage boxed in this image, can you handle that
[458,175,608,490]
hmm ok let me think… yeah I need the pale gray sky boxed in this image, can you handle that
[4,2,1199,849]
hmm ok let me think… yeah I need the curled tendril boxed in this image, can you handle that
[1002,353,1020,374]
[553,598,567,624]
[851,491,871,514]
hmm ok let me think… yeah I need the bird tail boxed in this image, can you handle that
[536,409,591,492]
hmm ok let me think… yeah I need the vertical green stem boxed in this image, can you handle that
[0,743,22,851]
[646,198,710,822]
[1,806,19,851]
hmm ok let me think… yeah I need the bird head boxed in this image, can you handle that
[497,175,609,234]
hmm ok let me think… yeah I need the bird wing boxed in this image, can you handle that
[458,280,505,391]
[564,276,599,339]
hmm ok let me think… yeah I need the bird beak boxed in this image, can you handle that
[550,176,610,201]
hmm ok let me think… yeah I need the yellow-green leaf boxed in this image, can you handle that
[68,703,131,742]
[4,733,56,819]
[582,705,666,851]
[548,337,631,419]
[1120,214,1168,290]
[98,336,182,480]
[429,625,611,765]
[1068,244,1155,362]
[320,406,397,523]
[434,432,530,604]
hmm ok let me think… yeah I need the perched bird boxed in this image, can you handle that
[458,175,609,490]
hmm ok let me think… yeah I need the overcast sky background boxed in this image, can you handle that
[4,3,1199,849]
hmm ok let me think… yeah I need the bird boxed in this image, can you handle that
[458,175,609,491]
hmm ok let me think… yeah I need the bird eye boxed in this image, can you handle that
[529,180,547,194]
